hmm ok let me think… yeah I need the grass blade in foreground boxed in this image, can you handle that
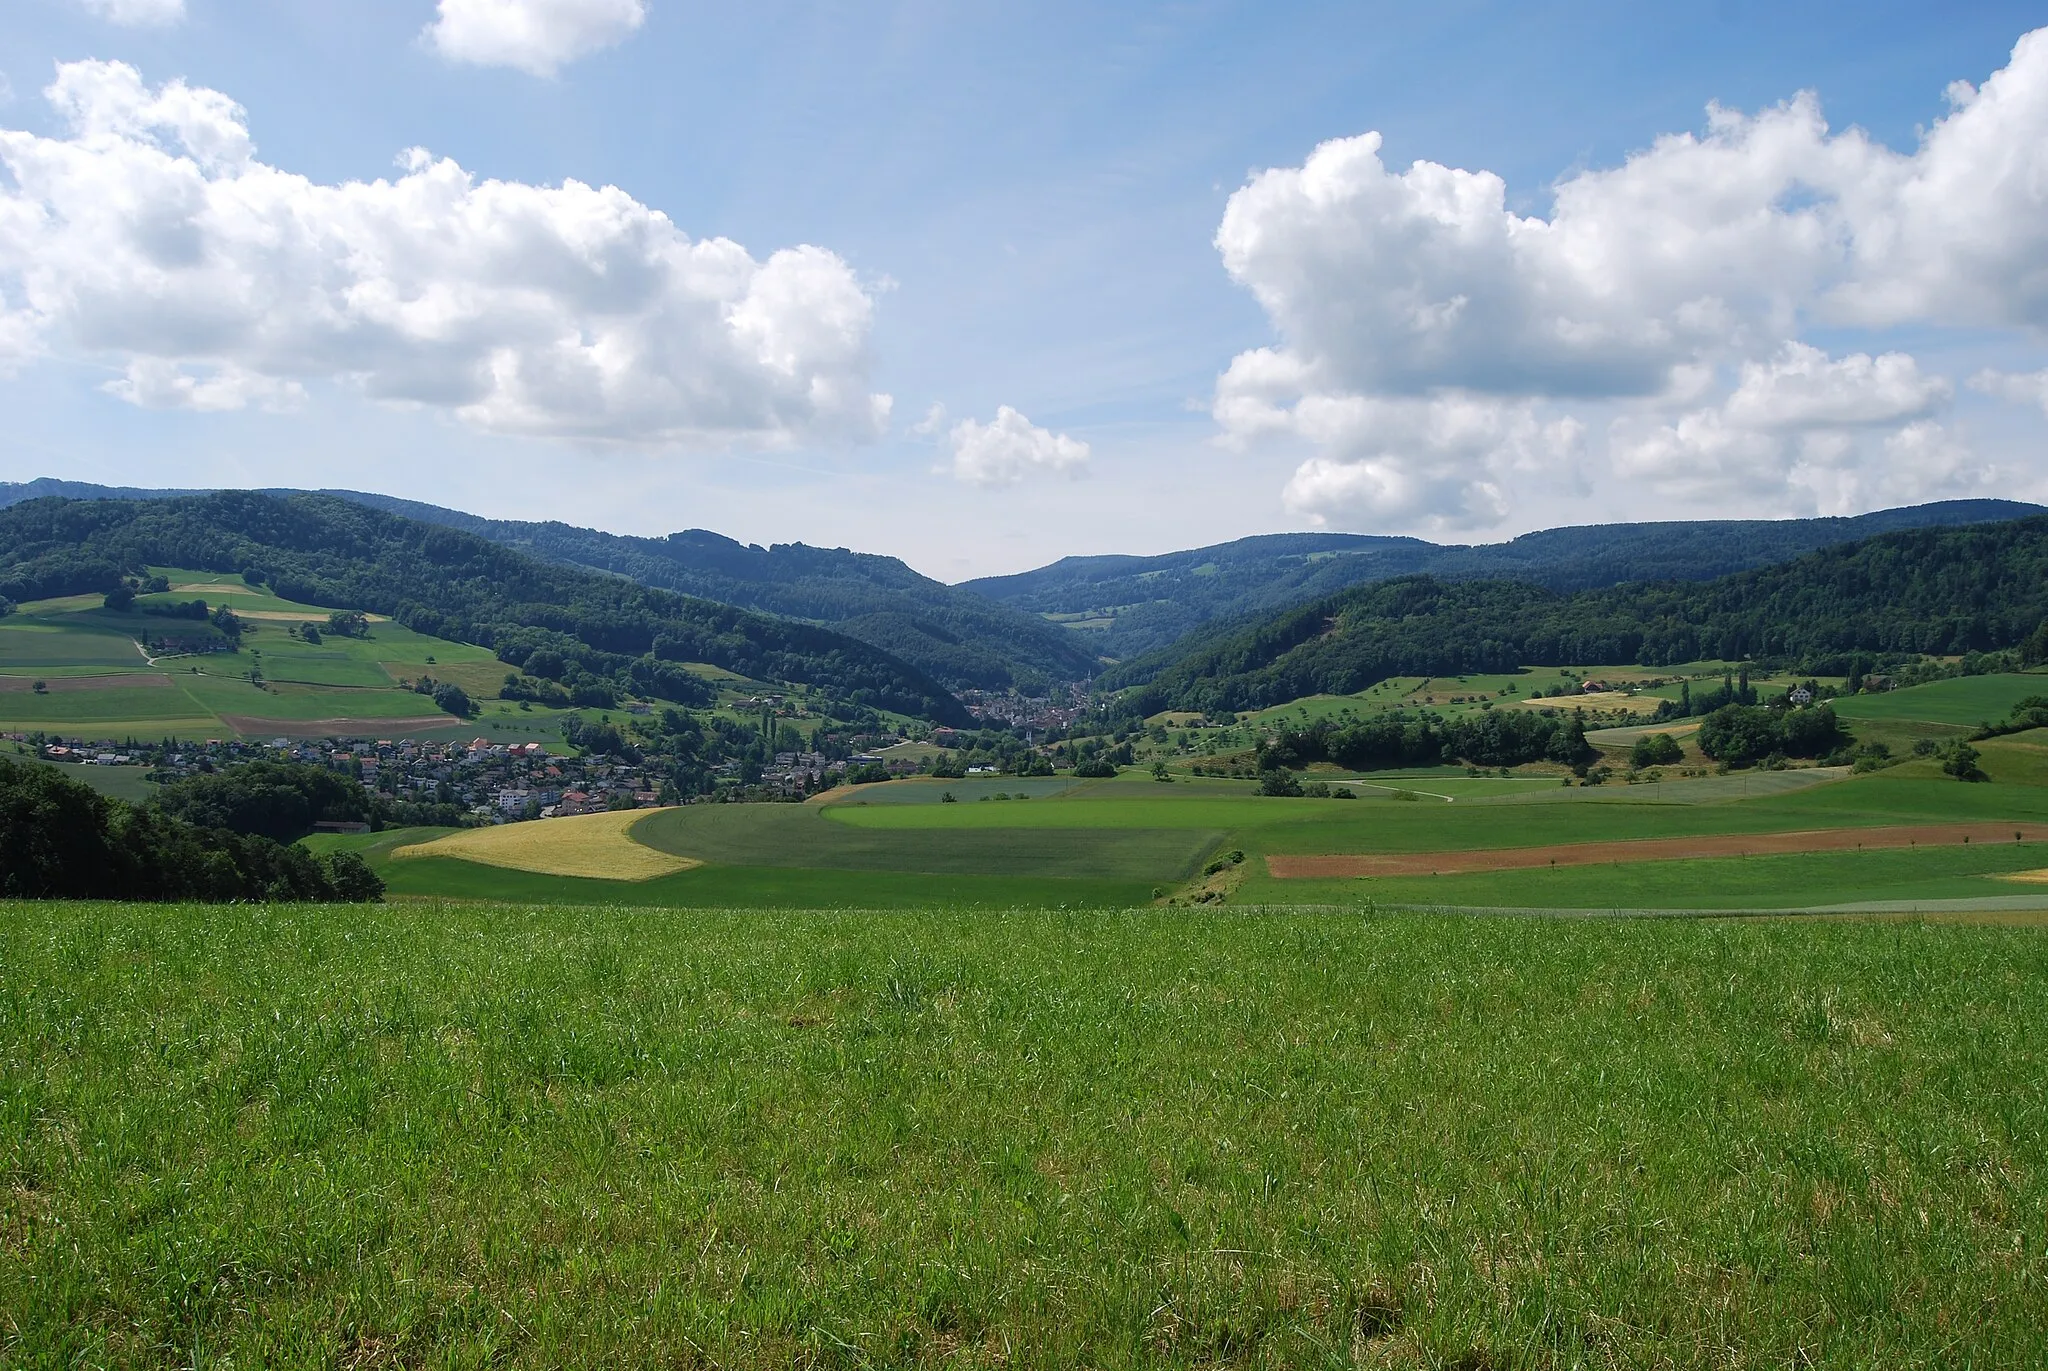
[2,903,2043,1367]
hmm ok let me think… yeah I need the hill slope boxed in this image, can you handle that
[0,492,971,725]
[968,501,2045,660]
[1119,516,2048,714]
[0,479,1098,693]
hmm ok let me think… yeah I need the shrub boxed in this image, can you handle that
[1630,732,1685,768]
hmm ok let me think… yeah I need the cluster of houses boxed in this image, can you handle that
[956,684,1091,732]
[331,736,660,819]
[25,732,661,821]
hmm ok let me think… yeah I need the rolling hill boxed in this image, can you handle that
[0,492,971,725]
[0,479,1098,694]
[1115,515,2048,714]
[967,501,2046,660]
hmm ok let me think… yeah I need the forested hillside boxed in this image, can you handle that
[968,501,2043,660]
[0,479,1099,692]
[0,493,971,724]
[1117,516,2048,714]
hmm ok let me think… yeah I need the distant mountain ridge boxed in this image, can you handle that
[966,500,2048,660]
[8,478,2039,681]
[1117,515,2048,715]
[0,478,1098,694]
[0,490,972,725]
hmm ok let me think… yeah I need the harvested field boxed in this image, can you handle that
[393,809,697,881]
[2000,867,2048,884]
[1267,822,2048,878]
[0,672,167,692]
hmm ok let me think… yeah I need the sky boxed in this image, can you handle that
[4,2,2048,580]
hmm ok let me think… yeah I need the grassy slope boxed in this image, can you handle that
[4,903,2044,1367]
[0,571,579,740]
[1832,672,2048,726]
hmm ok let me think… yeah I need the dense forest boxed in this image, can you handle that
[967,500,2041,661]
[1115,516,2048,714]
[0,479,1100,693]
[0,493,972,724]
[0,758,383,902]
[338,493,1100,692]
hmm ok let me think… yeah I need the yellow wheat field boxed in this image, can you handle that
[393,809,699,881]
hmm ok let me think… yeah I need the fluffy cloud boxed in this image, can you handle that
[426,0,646,77]
[944,406,1090,486]
[75,0,185,27]
[1220,351,1583,528]
[1971,367,2048,416]
[1721,344,1949,429]
[1217,27,2048,527]
[1611,347,1986,510]
[0,61,890,445]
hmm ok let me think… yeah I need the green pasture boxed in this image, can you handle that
[0,685,211,727]
[823,794,1339,834]
[0,576,568,740]
[1833,672,2048,726]
[5,903,2045,1367]
[312,828,1161,908]
[0,619,150,669]
[635,805,1218,882]
[830,776,1083,804]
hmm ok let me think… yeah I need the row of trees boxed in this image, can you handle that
[1,759,383,902]
[1258,708,1596,773]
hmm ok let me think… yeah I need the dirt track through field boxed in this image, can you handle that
[1267,823,2048,879]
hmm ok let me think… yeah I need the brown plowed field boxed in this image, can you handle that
[1267,823,2048,879]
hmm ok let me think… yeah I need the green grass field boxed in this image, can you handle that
[312,730,2048,913]
[4,902,2044,1367]
[1832,672,2048,727]
[0,571,581,741]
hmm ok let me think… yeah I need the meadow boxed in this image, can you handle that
[3,902,2044,1368]
[0,570,580,742]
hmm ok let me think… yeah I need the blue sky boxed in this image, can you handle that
[4,1,2048,578]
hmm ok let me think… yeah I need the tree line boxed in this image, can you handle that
[1,758,384,902]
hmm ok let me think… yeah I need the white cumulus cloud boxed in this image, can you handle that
[1721,344,1950,430]
[1610,346,1987,510]
[1971,367,2048,416]
[0,61,890,444]
[1268,391,1586,531]
[944,406,1090,486]
[75,0,185,27]
[426,0,646,77]
[1216,27,2048,528]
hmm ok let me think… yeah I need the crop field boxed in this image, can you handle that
[316,712,2048,915]
[3,902,2044,1367]
[394,809,700,880]
[0,570,580,741]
